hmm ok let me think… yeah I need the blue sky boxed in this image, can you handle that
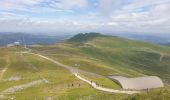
[0,0,170,34]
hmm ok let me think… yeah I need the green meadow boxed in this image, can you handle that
[0,33,170,99]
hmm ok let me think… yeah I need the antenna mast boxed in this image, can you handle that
[22,35,27,49]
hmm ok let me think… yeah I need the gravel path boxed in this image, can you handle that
[21,51,140,94]
[0,68,8,80]
[74,73,139,94]
[0,56,10,80]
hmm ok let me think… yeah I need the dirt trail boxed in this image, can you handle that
[0,56,10,80]
[0,79,48,99]
[74,73,139,94]
[160,53,164,62]
[0,52,50,99]
[21,51,140,94]
[2,79,48,94]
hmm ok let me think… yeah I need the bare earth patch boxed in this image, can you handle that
[0,79,48,99]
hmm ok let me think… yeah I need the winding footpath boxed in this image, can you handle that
[0,56,10,80]
[21,51,140,94]
[0,68,8,80]
[74,73,139,94]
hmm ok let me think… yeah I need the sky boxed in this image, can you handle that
[0,0,170,34]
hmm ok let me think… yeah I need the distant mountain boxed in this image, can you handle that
[1,32,170,47]
[68,32,104,42]
[68,32,170,48]
[0,32,71,46]
[113,33,170,45]
[161,42,170,46]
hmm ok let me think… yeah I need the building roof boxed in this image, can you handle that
[109,76,164,90]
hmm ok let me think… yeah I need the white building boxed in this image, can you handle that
[7,42,21,47]
[7,44,14,47]
[109,76,164,90]
[14,42,20,46]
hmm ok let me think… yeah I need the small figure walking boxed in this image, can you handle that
[147,88,149,93]
[96,83,99,87]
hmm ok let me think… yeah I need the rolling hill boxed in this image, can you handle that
[162,42,170,47]
[0,47,106,99]
[32,33,170,83]
[0,33,170,99]
[30,33,170,99]
[113,33,170,46]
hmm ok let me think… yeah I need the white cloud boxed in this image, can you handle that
[0,0,170,34]
[0,17,91,33]
[96,0,170,33]
[0,0,89,14]
[53,0,88,9]
[0,0,43,9]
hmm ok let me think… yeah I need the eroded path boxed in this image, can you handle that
[0,79,48,99]
[0,52,50,99]
[74,73,139,94]
[0,56,10,80]
[21,51,140,94]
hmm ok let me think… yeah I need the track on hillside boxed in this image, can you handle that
[21,51,140,94]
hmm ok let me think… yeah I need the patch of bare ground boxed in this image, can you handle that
[0,79,48,99]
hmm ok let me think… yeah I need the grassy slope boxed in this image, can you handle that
[0,47,129,100]
[1,33,170,99]
[32,35,170,83]
[81,36,170,83]
[30,34,170,99]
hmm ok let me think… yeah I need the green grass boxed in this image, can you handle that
[79,73,120,89]
[0,58,6,69]
[29,35,170,99]
[1,34,170,99]
[127,87,170,100]
[32,36,170,82]
[0,47,128,100]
